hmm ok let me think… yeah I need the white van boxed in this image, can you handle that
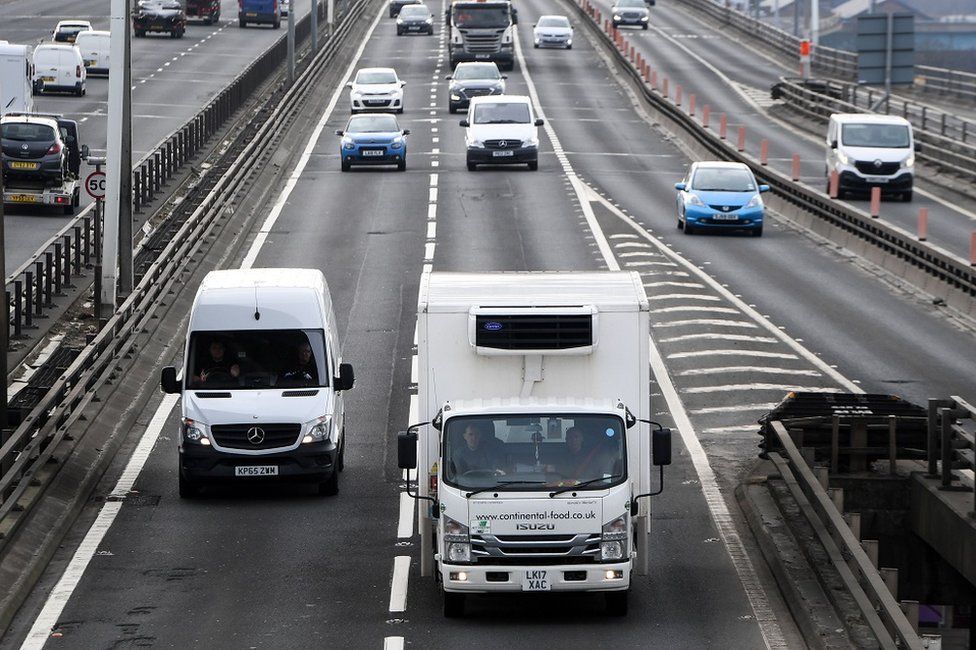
[0,43,34,114]
[826,113,916,202]
[160,269,355,498]
[461,95,544,171]
[32,43,86,96]
[74,30,110,76]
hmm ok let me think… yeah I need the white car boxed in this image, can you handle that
[533,15,573,49]
[53,20,94,43]
[461,95,543,171]
[347,67,405,113]
[32,43,86,96]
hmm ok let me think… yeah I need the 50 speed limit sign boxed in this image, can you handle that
[85,171,106,200]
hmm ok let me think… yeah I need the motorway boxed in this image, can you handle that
[1,0,310,277]
[3,0,976,647]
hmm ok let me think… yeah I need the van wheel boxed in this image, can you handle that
[606,591,629,616]
[179,472,200,499]
[318,470,339,496]
[443,592,466,618]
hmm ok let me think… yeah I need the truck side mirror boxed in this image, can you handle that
[914,142,921,153]
[335,363,355,391]
[830,139,838,149]
[160,366,181,394]
[398,429,418,469]
[81,144,90,160]
[652,428,672,466]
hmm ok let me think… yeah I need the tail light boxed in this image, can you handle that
[76,65,82,77]
[47,142,62,155]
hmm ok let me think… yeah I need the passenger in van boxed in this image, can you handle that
[278,341,319,386]
[453,421,507,475]
[192,339,241,387]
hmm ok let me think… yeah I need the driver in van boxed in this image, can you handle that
[192,339,240,387]
[278,341,319,385]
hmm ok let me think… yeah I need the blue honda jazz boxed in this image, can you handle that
[675,161,769,237]
[335,113,409,172]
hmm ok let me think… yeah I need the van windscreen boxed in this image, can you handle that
[841,123,910,148]
[188,329,329,389]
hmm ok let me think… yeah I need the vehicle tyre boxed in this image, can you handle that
[448,104,456,114]
[390,8,396,17]
[273,19,281,28]
[179,472,200,499]
[605,591,629,616]
[533,43,539,48]
[178,29,185,38]
[341,159,351,172]
[642,23,648,30]
[239,19,246,27]
[337,436,345,471]
[397,159,406,171]
[684,224,695,235]
[135,29,146,37]
[567,44,572,49]
[318,469,339,496]
[902,190,913,202]
[397,27,403,35]
[204,15,213,25]
[527,160,538,171]
[428,27,433,35]
[443,592,466,618]
[397,107,404,114]
[751,225,764,237]
[467,161,477,171]
[73,188,80,207]
[676,217,683,230]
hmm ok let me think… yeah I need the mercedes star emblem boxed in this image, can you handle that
[246,426,266,445]
[499,140,507,148]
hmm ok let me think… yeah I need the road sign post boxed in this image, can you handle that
[88,159,107,323]
[857,13,915,109]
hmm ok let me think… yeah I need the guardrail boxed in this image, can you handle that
[773,77,976,180]
[3,4,326,354]
[574,0,976,306]
[0,0,368,549]
[927,396,976,513]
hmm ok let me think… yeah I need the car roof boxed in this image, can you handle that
[358,67,397,74]
[76,30,110,37]
[35,43,79,51]
[537,14,570,19]
[56,20,93,28]
[1,115,59,130]
[469,94,531,106]
[831,113,911,126]
[691,161,751,170]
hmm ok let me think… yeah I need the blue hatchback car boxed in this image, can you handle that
[335,114,409,172]
[675,162,769,237]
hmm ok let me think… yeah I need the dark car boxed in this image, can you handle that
[1,116,69,184]
[397,4,433,35]
[133,0,187,38]
[389,0,422,18]
[446,61,506,113]
[186,0,221,24]
[52,20,94,43]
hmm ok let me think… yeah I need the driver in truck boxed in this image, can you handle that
[550,426,614,480]
[192,339,240,387]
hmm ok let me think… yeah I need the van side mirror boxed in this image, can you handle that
[400,80,406,86]
[914,142,921,153]
[758,184,770,193]
[444,75,452,79]
[674,182,686,191]
[335,363,355,391]
[652,428,672,466]
[459,119,469,127]
[398,429,418,469]
[501,75,508,79]
[830,139,838,149]
[345,81,353,88]
[534,118,544,127]
[160,366,181,394]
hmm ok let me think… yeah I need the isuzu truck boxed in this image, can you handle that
[398,271,672,617]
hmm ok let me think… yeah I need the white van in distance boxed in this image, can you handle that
[74,30,111,76]
[161,269,355,498]
[32,43,86,96]
[826,113,917,202]
[0,43,35,115]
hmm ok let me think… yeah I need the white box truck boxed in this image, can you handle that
[0,43,34,115]
[398,271,672,617]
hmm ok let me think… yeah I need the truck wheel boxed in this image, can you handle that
[179,472,200,499]
[443,592,465,618]
[605,591,629,616]
[318,470,339,496]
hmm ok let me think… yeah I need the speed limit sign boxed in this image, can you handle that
[85,171,106,200]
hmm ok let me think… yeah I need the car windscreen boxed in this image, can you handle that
[442,414,627,491]
[454,64,500,80]
[347,115,400,132]
[356,71,397,84]
[691,168,756,192]
[841,123,910,149]
[473,102,530,124]
[188,329,329,390]
[1,123,56,142]
[399,6,429,17]
[537,16,570,27]
[453,7,510,28]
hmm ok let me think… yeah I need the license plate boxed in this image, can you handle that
[475,53,490,59]
[85,60,96,66]
[10,161,39,169]
[522,570,550,591]
[362,149,384,157]
[712,213,738,221]
[408,25,420,30]
[7,194,38,203]
[246,12,257,16]
[234,465,278,477]
[865,176,889,183]
[42,76,55,82]
[492,150,514,157]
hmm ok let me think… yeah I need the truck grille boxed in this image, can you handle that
[471,533,601,565]
[210,423,301,450]
[854,160,900,176]
[460,30,503,53]
[475,313,593,350]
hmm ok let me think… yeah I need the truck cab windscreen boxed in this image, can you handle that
[454,7,510,28]
[443,414,627,491]
[188,329,328,390]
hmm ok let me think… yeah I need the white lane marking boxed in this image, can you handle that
[690,403,778,415]
[654,319,758,329]
[648,293,720,301]
[678,366,821,377]
[384,638,405,650]
[703,424,766,434]
[429,187,438,202]
[389,556,411,612]
[427,221,436,238]
[427,204,437,220]
[21,395,180,649]
[660,333,778,343]
[424,242,436,261]
[609,233,639,239]
[644,281,705,288]
[241,2,385,269]
[613,241,653,249]
[397,492,415,539]
[683,383,841,394]
[514,29,787,649]
[669,349,799,360]
[655,306,741,314]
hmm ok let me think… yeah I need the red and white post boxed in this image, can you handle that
[829,170,839,198]
[791,154,801,181]
[760,139,769,166]
[737,126,746,152]
[870,187,881,217]
[800,39,811,79]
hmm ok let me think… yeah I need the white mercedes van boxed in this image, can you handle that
[826,113,917,202]
[161,269,355,498]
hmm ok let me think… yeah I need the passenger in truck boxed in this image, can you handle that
[453,421,507,475]
[278,341,319,386]
[192,339,241,387]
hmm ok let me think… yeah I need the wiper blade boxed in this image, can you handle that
[549,475,622,498]
[466,480,545,499]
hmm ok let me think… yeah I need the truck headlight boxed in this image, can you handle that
[303,415,332,443]
[182,418,210,445]
[600,541,624,561]
[443,514,470,542]
[448,542,471,562]
[601,514,628,560]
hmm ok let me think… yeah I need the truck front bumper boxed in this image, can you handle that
[440,560,631,593]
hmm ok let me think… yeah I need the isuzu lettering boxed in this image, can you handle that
[398,271,672,617]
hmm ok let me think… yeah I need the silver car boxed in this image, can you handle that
[533,15,573,49]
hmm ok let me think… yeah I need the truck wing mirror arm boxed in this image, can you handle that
[398,425,439,512]
[630,425,672,516]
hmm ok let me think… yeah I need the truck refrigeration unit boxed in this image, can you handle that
[398,271,672,617]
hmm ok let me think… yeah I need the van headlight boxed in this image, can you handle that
[182,418,210,445]
[525,134,539,148]
[303,415,333,443]
[903,154,914,168]
[836,149,849,165]
[601,514,628,561]
[468,139,485,149]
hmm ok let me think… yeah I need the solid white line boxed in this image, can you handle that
[241,3,386,269]
[690,403,778,415]
[660,333,778,343]
[21,395,180,649]
[644,281,705,288]
[678,366,822,377]
[384,638,405,650]
[397,492,415,539]
[668,349,799,360]
[389,556,411,612]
